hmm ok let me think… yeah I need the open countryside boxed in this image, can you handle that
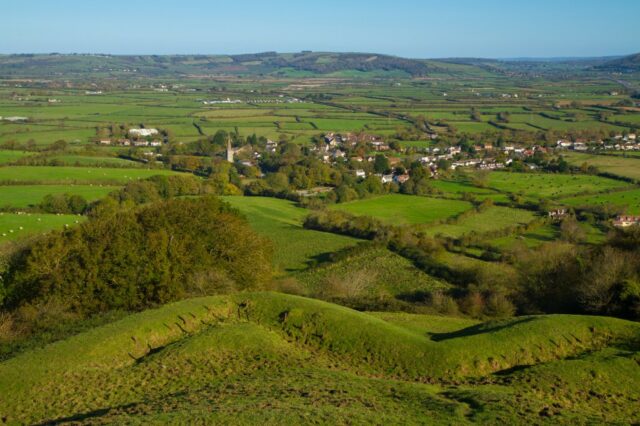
[1,1,640,424]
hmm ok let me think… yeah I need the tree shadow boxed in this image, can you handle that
[430,317,536,342]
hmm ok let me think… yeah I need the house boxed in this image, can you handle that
[447,146,461,155]
[266,139,278,153]
[99,139,112,145]
[118,139,131,146]
[613,215,640,228]
[380,174,394,184]
[3,116,28,122]
[129,128,159,138]
[370,141,390,151]
[149,140,163,147]
[394,174,410,184]
[332,150,346,159]
[556,140,572,149]
[324,133,336,144]
[354,169,366,178]
[572,142,588,151]
[548,209,568,220]
[133,140,149,147]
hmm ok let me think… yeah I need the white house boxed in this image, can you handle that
[129,128,159,138]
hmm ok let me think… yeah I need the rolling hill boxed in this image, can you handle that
[1,292,638,424]
[0,52,437,78]
[595,52,640,72]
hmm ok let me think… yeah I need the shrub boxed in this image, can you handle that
[3,197,273,315]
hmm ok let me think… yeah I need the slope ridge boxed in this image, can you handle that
[0,292,638,424]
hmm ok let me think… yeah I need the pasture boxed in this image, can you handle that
[293,245,450,297]
[0,184,118,208]
[1,292,637,424]
[221,196,359,272]
[560,188,640,214]
[0,212,84,242]
[563,152,640,181]
[330,194,473,225]
[0,150,34,164]
[423,206,538,238]
[486,171,629,199]
[0,166,180,184]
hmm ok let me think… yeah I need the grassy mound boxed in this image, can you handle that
[0,292,638,424]
[293,246,450,298]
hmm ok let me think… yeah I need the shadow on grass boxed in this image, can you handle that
[34,402,139,425]
[429,317,536,342]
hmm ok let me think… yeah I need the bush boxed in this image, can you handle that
[3,197,273,315]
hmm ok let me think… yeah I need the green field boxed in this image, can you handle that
[293,245,450,297]
[222,196,359,272]
[0,184,118,208]
[424,206,538,238]
[1,292,637,424]
[487,171,629,199]
[490,223,559,249]
[0,150,35,164]
[563,152,640,181]
[0,166,180,184]
[330,194,473,225]
[560,188,640,214]
[0,212,84,242]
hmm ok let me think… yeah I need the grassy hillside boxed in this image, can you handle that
[221,196,359,272]
[1,292,638,424]
[293,245,450,297]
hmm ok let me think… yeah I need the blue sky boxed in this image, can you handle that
[1,0,638,58]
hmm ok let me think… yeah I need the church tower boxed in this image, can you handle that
[226,136,234,163]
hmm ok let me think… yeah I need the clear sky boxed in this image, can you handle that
[1,0,638,58]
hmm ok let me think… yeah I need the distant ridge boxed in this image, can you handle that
[595,52,640,71]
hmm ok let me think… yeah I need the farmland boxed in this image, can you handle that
[1,51,640,424]
[221,196,359,272]
[423,206,538,238]
[0,184,118,208]
[486,171,630,200]
[0,166,179,184]
[330,194,472,225]
[560,187,640,214]
[563,152,640,181]
[0,212,84,242]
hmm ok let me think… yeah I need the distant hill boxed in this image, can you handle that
[595,53,640,72]
[0,52,435,78]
